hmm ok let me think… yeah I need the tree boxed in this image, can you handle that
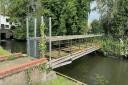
[96,0,128,38]
[42,0,91,36]
[1,0,91,39]
[0,0,10,15]
[96,0,128,57]
[91,19,103,34]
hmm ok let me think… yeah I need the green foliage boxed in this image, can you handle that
[39,75,76,85]
[91,20,103,34]
[0,0,10,15]
[96,0,128,57]
[0,46,11,56]
[39,22,46,58]
[5,0,32,40]
[25,63,47,85]
[97,0,128,38]
[41,0,90,35]
[1,0,91,40]
[98,37,128,57]
[12,26,26,40]
[25,69,32,85]
[38,63,51,72]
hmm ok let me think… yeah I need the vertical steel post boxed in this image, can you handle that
[0,18,2,43]
[79,39,80,50]
[58,41,61,57]
[70,39,73,61]
[49,17,52,66]
[34,18,37,57]
[70,40,72,54]
[26,18,30,57]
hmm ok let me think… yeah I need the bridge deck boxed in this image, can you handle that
[46,43,99,59]
[50,45,101,69]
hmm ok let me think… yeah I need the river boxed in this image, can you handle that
[1,40,128,85]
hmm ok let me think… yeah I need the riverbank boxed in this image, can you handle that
[97,37,128,58]
[40,75,76,85]
[0,46,11,56]
[39,72,87,85]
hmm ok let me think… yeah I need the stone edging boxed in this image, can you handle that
[0,58,47,78]
[0,53,24,62]
[56,72,87,85]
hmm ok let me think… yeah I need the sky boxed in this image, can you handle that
[88,1,100,23]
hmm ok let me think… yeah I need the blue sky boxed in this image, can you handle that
[88,1,100,23]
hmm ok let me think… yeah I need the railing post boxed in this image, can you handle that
[79,39,80,49]
[26,17,30,57]
[34,18,37,57]
[49,17,52,66]
[58,40,61,57]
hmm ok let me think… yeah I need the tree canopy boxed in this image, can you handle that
[97,0,128,38]
[0,0,91,39]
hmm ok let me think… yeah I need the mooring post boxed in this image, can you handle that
[49,17,52,66]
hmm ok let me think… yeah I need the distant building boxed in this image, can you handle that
[0,15,12,39]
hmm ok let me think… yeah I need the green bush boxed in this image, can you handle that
[99,37,128,57]
[0,46,11,56]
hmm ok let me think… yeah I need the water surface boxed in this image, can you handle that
[0,40,26,53]
[56,54,128,85]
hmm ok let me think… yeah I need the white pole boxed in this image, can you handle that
[49,17,52,66]
[34,18,37,57]
[0,17,2,43]
[26,18,30,57]
[41,16,44,24]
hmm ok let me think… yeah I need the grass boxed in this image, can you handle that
[39,75,76,85]
[0,46,11,57]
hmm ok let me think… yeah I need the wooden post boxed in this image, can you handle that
[49,17,52,66]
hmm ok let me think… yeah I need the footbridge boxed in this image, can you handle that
[27,34,102,69]
[26,17,103,69]
[46,34,102,69]
[50,45,100,69]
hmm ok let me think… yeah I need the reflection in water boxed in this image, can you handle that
[56,54,128,85]
[0,40,40,58]
[0,40,26,53]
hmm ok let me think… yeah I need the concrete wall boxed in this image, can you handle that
[0,68,56,85]
[0,29,12,39]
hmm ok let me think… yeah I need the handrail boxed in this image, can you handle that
[28,34,103,42]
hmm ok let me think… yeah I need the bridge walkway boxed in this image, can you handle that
[49,44,101,69]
